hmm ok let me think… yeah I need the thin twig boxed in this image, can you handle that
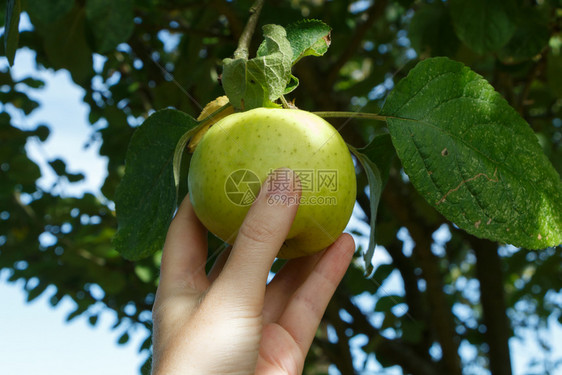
[313,111,387,122]
[233,0,265,60]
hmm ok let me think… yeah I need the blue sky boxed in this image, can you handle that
[1,12,561,375]
[0,272,148,375]
[1,39,149,374]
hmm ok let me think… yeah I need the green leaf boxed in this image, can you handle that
[172,103,229,189]
[26,280,48,302]
[285,19,331,65]
[381,57,562,249]
[114,109,197,261]
[283,74,299,95]
[498,7,550,64]
[222,24,292,110]
[18,77,45,89]
[117,332,130,345]
[370,263,395,292]
[401,319,424,343]
[88,314,99,326]
[449,0,517,54]
[66,303,88,322]
[49,158,67,176]
[40,5,93,84]
[7,154,41,187]
[408,2,460,58]
[48,158,85,182]
[255,24,292,59]
[85,0,134,54]
[4,0,21,66]
[0,90,39,115]
[33,124,50,142]
[547,48,562,97]
[375,294,404,313]
[357,130,395,186]
[350,145,384,275]
[25,0,73,24]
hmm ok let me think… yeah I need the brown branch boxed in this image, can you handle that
[385,239,425,320]
[325,300,357,374]
[232,0,265,60]
[471,236,513,375]
[334,289,440,375]
[381,179,462,375]
[385,238,433,357]
[414,238,462,375]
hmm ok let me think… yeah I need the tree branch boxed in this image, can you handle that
[385,237,433,357]
[471,236,513,375]
[334,289,440,375]
[414,238,462,375]
[314,111,387,122]
[233,0,265,60]
[381,179,462,375]
[325,299,357,374]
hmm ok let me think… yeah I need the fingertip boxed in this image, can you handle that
[340,233,356,254]
[159,193,209,291]
[309,233,356,286]
[169,194,205,232]
[326,233,356,262]
[174,194,195,219]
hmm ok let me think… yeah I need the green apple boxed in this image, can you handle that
[187,107,356,259]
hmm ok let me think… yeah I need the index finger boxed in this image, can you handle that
[210,168,300,308]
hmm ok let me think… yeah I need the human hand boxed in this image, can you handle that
[151,169,355,374]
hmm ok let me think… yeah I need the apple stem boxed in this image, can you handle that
[313,111,388,122]
[280,95,290,109]
[233,0,266,60]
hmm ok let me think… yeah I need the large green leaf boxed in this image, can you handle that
[114,109,197,260]
[85,0,134,53]
[449,0,516,54]
[4,0,21,66]
[381,57,562,249]
[222,24,292,110]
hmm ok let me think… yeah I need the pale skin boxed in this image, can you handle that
[151,170,356,374]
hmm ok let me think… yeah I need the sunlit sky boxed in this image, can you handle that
[1,12,561,375]
[1,29,148,373]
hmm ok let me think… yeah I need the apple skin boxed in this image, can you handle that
[188,107,356,259]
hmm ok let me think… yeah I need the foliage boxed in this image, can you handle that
[381,57,561,249]
[1,1,561,374]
